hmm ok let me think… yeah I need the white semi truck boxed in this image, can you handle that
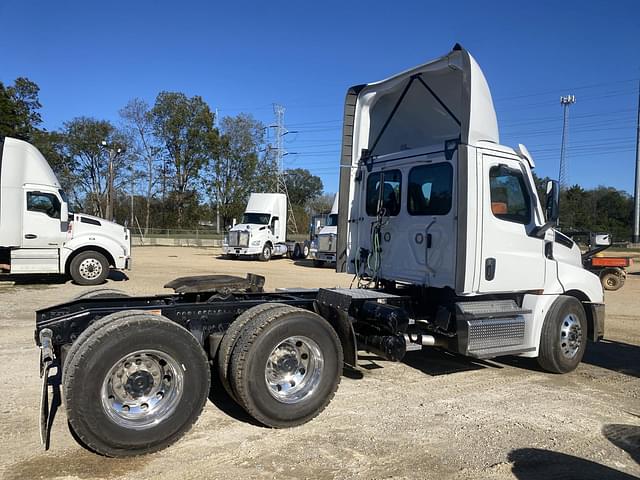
[0,137,131,285]
[310,193,338,267]
[223,192,309,260]
[35,45,605,457]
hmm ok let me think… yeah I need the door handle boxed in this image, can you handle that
[424,221,436,274]
[25,234,37,239]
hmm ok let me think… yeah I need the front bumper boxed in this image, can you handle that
[223,245,262,256]
[310,251,337,262]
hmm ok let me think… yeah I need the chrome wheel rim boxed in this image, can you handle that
[265,336,324,404]
[264,247,271,260]
[101,349,184,429]
[560,314,582,359]
[79,258,103,280]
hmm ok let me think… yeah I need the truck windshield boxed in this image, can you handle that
[242,213,270,225]
[326,214,338,227]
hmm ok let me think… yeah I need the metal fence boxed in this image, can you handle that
[131,228,309,244]
[132,228,224,240]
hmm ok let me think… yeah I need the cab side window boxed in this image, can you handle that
[489,166,531,224]
[366,170,402,216]
[27,192,61,219]
[408,163,453,215]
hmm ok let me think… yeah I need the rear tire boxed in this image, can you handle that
[70,251,110,285]
[229,307,342,428]
[600,269,624,291]
[293,244,302,259]
[63,313,210,457]
[216,303,293,401]
[537,296,587,374]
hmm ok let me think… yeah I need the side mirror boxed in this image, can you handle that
[590,232,611,247]
[545,180,559,223]
[60,200,69,222]
[272,219,280,236]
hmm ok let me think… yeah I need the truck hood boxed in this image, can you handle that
[229,223,268,232]
[72,213,129,244]
[318,226,337,236]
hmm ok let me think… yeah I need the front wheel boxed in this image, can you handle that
[63,313,210,457]
[229,307,343,428]
[259,244,272,262]
[69,251,110,285]
[537,296,587,374]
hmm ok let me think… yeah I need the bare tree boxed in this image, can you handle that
[120,99,161,233]
[61,117,128,218]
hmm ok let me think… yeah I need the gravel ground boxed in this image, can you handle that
[0,246,638,480]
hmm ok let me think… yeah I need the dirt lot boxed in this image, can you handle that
[0,246,638,480]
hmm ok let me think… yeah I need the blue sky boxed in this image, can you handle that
[1,0,638,195]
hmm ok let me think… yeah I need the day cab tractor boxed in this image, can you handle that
[35,44,604,457]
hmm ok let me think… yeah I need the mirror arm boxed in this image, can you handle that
[532,220,556,239]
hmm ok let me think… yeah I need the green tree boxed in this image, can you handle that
[152,92,217,227]
[284,168,323,206]
[0,77,43,141]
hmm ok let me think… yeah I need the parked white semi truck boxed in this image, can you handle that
[310,193,338,267]
[35,45,604,457]
[0,137,131,285]
[223,192,309,260]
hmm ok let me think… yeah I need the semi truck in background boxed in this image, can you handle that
[35,45,605,457]
[310,193,338,267]
[222,193,309,261]
[0,137,132,285]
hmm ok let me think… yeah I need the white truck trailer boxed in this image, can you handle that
[0,137,131,285]
[35,45,604,457]
[223,192,309,260]
[310,193,338,267]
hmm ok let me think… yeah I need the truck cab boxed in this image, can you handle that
[0,137,131,284]
[337,44,604,364]
[310,193,338,267]
[223,193,289,261]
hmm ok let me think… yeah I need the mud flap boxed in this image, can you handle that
[38,328,55,449]
[39,359,52,449]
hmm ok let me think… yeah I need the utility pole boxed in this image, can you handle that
[215,108,221,234]
[559,95,576,191]
[130,164,134,227]
[100,141,125,222]
[633,81,640,243]
[269,104,299,234]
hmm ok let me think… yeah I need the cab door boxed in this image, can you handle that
[478,154,545,293]
[21,190,66,249]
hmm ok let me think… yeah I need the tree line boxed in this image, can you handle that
[1,77,635,241]
[533,175,634,242]
[1,78,331,234]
